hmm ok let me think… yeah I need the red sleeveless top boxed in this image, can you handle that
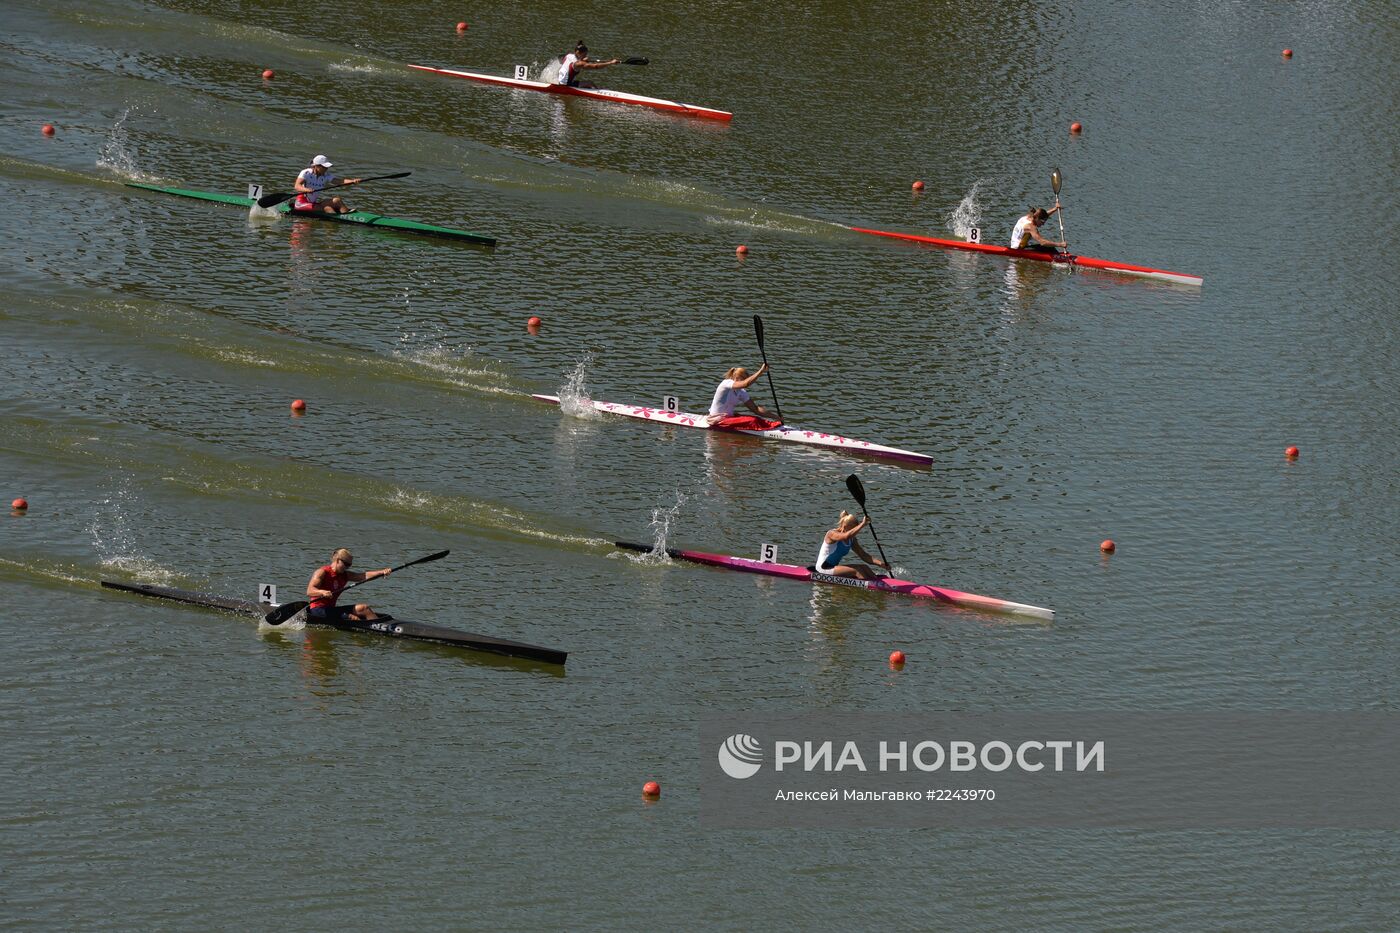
[310,564,347,608]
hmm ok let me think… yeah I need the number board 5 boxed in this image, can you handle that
[759,543,778,564]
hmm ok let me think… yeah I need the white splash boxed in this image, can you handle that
[947,179,990,240]
[642,489,689,559]
[96,107,162,182]
[557,355,600,419]
[89,479,176,583]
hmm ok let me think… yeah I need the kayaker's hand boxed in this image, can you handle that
[380,567,392,577]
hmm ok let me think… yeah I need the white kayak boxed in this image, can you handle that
[533,395,932,466]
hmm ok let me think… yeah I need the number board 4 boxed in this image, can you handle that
[258,583,278,605]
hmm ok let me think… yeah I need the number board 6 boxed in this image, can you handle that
[663,396,680,413]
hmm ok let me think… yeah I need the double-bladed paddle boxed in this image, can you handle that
[262,548,450,625]
[844,474,891,572]
[752,314,784,423]
[1051,167,1069,250]
[255,171,412,209]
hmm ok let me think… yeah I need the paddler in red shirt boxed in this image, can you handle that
[306,548,391,621]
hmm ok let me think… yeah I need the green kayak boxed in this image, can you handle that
[125,182,496,246]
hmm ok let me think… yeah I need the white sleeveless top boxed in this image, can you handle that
[296,168,336,203]
[1010,214,1035,249]
[708,379,750,417]
[556,54,580,85]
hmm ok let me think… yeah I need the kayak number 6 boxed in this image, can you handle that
[663,396,679,413]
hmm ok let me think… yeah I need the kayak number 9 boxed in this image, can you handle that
[514,65,529,81]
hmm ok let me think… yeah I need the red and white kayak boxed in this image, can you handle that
[614,541,1054,621]
[849,225,1203,287]
[533,394,932,466]
[407,64,733,122]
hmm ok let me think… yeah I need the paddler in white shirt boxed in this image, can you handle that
[705,364,780,429]
[556,42,620,88]
[1009,205,1066,254]
[293,155,361,215]
[814,511,887,580]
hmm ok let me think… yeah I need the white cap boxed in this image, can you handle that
[311,154,333,168]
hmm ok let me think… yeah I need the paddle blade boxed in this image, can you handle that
[256,190,295,208]
[264,600,308,626]
[397,549,449,571]
[753,314,766,348]
[622,57,649,65]
[845,474,867,507]
[1051,167,1064,195]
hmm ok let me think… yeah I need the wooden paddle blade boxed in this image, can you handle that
[845,474,867,506]
[264,600,309,626]
[1051,167,1064,195]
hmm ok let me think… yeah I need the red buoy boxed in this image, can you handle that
[456,21,469,32]
[911,180,924,192]
[42,124,55,137]
[642,781,661,799]
[262,68,275,80]
[1070,121,1083,134]
[11,497,28,511]
[1100,539,1116,554]
[290,399,306,413]
[735,244,748,256]
[527,315,542,332]
[1282,48,1293,58]
[1285,445,1299,459]
[889,650,906,667]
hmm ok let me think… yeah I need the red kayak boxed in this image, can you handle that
[850,225,1203,287]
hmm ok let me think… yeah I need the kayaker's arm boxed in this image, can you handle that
[850,538,886,568]
[578,58,621,70]
[731,363,769,390]
[828,517,871,543]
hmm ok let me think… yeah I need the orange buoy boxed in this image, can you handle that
[262,68,275,80]
[642,781,661,799]
[911,180,924,192]
[889,650,906,667]
[11,497,28,511]
[290,399,306,413]
[1100,539,1116,554]
[1070,121,1083,134]
[456,21,469,32]
[42,124,55,136]
[1285,445,1299,459]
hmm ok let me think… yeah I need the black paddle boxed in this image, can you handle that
[752,314,784,423]
[255,171,412,209]
[1050,167,1069,250]
[262,549,450,625]
[844,474,891,572]
[619,57,649,65]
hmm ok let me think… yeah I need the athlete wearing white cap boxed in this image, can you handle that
[293,155,361,214]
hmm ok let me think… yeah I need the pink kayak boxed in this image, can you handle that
[615,541,1054,621]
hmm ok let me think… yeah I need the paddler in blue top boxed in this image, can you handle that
[556,42,620,88]
[814,511,887,579]
[1009,206,1066,254]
